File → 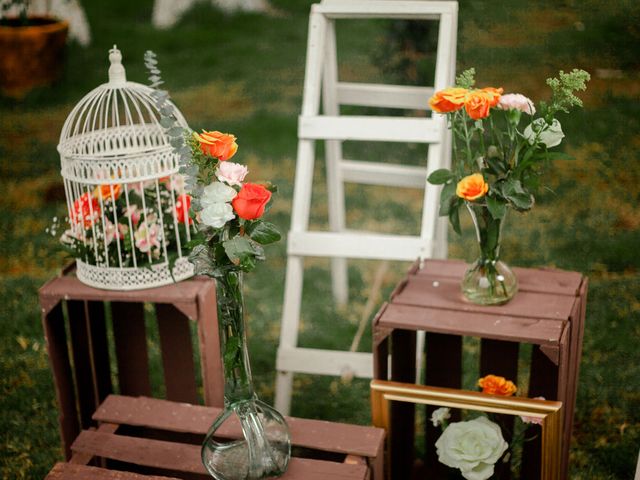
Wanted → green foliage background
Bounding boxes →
[1,0,639,478]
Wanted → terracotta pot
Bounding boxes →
[0,16,69,98]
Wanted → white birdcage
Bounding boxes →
[58,45,194,290]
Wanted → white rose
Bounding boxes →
[201,182,237,206]
[431,407,451,427]
[435,416,508,480]
[200,202,235,229]
[216,161,249,186]
[523,118,564,148]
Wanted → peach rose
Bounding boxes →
[456,173,489,201]
[193,130,238,161]
[481,87,503,107]
[93,183,122,202]
[429,87,468,113]
[478,375,517,396]
[464,90,494,120]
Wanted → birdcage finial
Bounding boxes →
[108,45,127,86]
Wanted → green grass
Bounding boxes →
[1,0,639,478]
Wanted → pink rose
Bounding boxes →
[498,93,536,115]
[216,161,249,186]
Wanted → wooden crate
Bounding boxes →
[373,259,587,480]
[39,264,224,459]
[44,395,385,480]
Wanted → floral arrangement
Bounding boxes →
[431,375,544,480]
[426,68,590,304]
[53,177,192,267]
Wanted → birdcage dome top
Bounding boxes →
[58,45,189,185]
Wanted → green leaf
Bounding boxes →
[223,336,241,365]
[223,236,254,263]
[246,221,281,245]
[188,244,218,277]
[439,182,457,216]
[427,168,455,185]
[486,157,507,176]
[486,195,506,219]
[449,201,462,235]
[506,192,534,210]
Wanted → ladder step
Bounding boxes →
[298,115,441,143]
[315,0,457,19]
[288,231,431,261]
[340,160,428,188]
[336,82,434,110]
[277,347,373,378]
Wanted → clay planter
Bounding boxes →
[0,16,68,98]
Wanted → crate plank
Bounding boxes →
[46,462,181,480]
[72,430,368,480]
[93,395,384,459]
[42,303,80,460]
[155,304,199,404]
[111,302,152,397]
[393,276,576,321]
[378,303,563,345]
[195,283,224,407]
[68,300,99,430]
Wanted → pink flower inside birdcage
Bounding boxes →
[57,46,194,290]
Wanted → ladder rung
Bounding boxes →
[299,115,441,143]
[340,160,427,188]
[336,82,434,110]
[277,347,373,378]
[288,231,430,261]
[315,0,457,19]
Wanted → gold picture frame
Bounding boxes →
[370,379,563,480]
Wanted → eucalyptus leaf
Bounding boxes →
[507,192,534,210]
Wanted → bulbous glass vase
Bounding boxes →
[201,269,291,480]
[461,202,518,305]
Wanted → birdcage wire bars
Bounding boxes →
[57,46,194,290]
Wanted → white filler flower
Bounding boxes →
[431,407,451,427]
[435,416,508,480]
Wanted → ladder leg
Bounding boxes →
[323,18,348,306]
[274,370,294,414]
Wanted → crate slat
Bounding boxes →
[378,303,564,345]
[93,395,384,458]
[46,462,181,480]
[71,430,368,480]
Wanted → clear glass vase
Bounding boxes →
[201,269,291,480]
[461,202,518,305]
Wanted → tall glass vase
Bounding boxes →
[201,269,291,480]
[461,202,518,305]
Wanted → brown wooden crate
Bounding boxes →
[46,462,181,480]
[93,395,384,459]
[72,430,369,480]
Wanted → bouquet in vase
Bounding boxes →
[427,68,590,305]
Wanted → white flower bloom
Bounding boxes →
[200,202,235,229]
[216,161,249,186]
[431,407,451,427]
[436,416,508,480]
[201,182,237,206]
[523,118,565,148]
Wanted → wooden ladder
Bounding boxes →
[275,0,458,414]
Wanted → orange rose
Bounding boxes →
[478,375,517,396]
[464,90,495,120]
[194,130,238,161]
[93,183,122,202]
[456,173,488,201]
[175,194,192,224]
[232,183,272,220]
[429,87,468,113]
[71,193,101,228]
[481,87,503,107]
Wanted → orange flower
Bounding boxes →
[478,375,517,396]
[456,173,488,201]
[175,194,192,224]
[93,183,122,202]
[71,193,101,229]
[464,90,495,120]
[429,87,468,113]
[481,87,503,107]
[193,130,238,161]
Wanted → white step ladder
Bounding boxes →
[275,0,458,414]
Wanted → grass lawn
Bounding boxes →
[1,0,639,478]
